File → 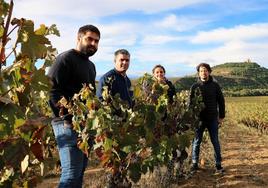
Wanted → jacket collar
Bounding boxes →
[197,75,213,84]
[113,68,128,78]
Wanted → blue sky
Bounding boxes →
[11,0,268,78]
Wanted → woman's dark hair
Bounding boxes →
[196,63,212,73]
[152,64,166,74]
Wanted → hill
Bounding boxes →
[174,61,268,96]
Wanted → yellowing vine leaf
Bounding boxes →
[17,20,51,59]
[0,96,13,104]
[21,154,29,174]
[35,24,47,35]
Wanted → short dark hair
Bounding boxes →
[78,25,100,38]
[196,63,212,73]
[114,49,130,57]
[152,64,166,74]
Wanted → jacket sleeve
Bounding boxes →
[166,80,176,103]
[216,83,225,119]
[96,76,106,101]
[189,84,196,106]
[97,73,114,100]
[48,54,72,121]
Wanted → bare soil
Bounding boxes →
[177,124,268,188]
[37,123,268,188]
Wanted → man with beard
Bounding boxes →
[48,25,100,188]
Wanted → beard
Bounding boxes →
[80,45,97,57]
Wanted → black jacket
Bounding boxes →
[190,76,225,121]
[97,69,133,107]
[166,80,176,104]
[48,49,96,121]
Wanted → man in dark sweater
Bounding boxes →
[97,49,133,107]
[190,63,225,174]
[48,25,100,188]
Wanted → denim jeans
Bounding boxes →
[191,119,222,166]
[52,119,88,188]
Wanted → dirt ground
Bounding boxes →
[37,122,268,188]
[176,123,268,188]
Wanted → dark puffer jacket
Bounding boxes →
[190,76,225,121]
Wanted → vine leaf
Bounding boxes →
[30,125,47,161]
[0,137,29,167]
[16,20,52,59]
[21,155,29,174]
[0,96,13,104]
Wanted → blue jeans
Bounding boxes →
[52,119,88,188]
[191,119,222,166]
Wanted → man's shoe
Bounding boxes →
[190,163,198,172]
[215,165,225,174]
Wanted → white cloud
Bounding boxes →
[99,22,139,46]
[215,0,268,15]
[13,0,210,20]
[91,22,140,64]
[194,41,268,67]
[113,0,209,14]
[131,38,268,76]
[191,23,268,44]
[100,23,139,37]
[135,49,191,66]
[26,21,139,55]
[142,35,185,45]
[157,14,212,31]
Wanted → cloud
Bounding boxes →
[191,23,268,44]
[13,0,210,20]
[214,0,268,15]
[141,35,185,45]
[92,22,140,64]
[33,21,140,55]
[195,41,268,67]
[110,0,209,14]
[99,22,139,46]
[131,38,268,75]
[156,14,212,32]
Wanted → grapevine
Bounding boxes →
[0,0,59,186]
[62,73,204,186]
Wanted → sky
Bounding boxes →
[10,0,268,78]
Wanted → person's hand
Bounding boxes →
[63,120,73,128]
[218,118,224,127]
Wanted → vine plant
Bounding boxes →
[62,73,203,186]
[0,0,59,187]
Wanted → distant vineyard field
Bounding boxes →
[226,96,268,134]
